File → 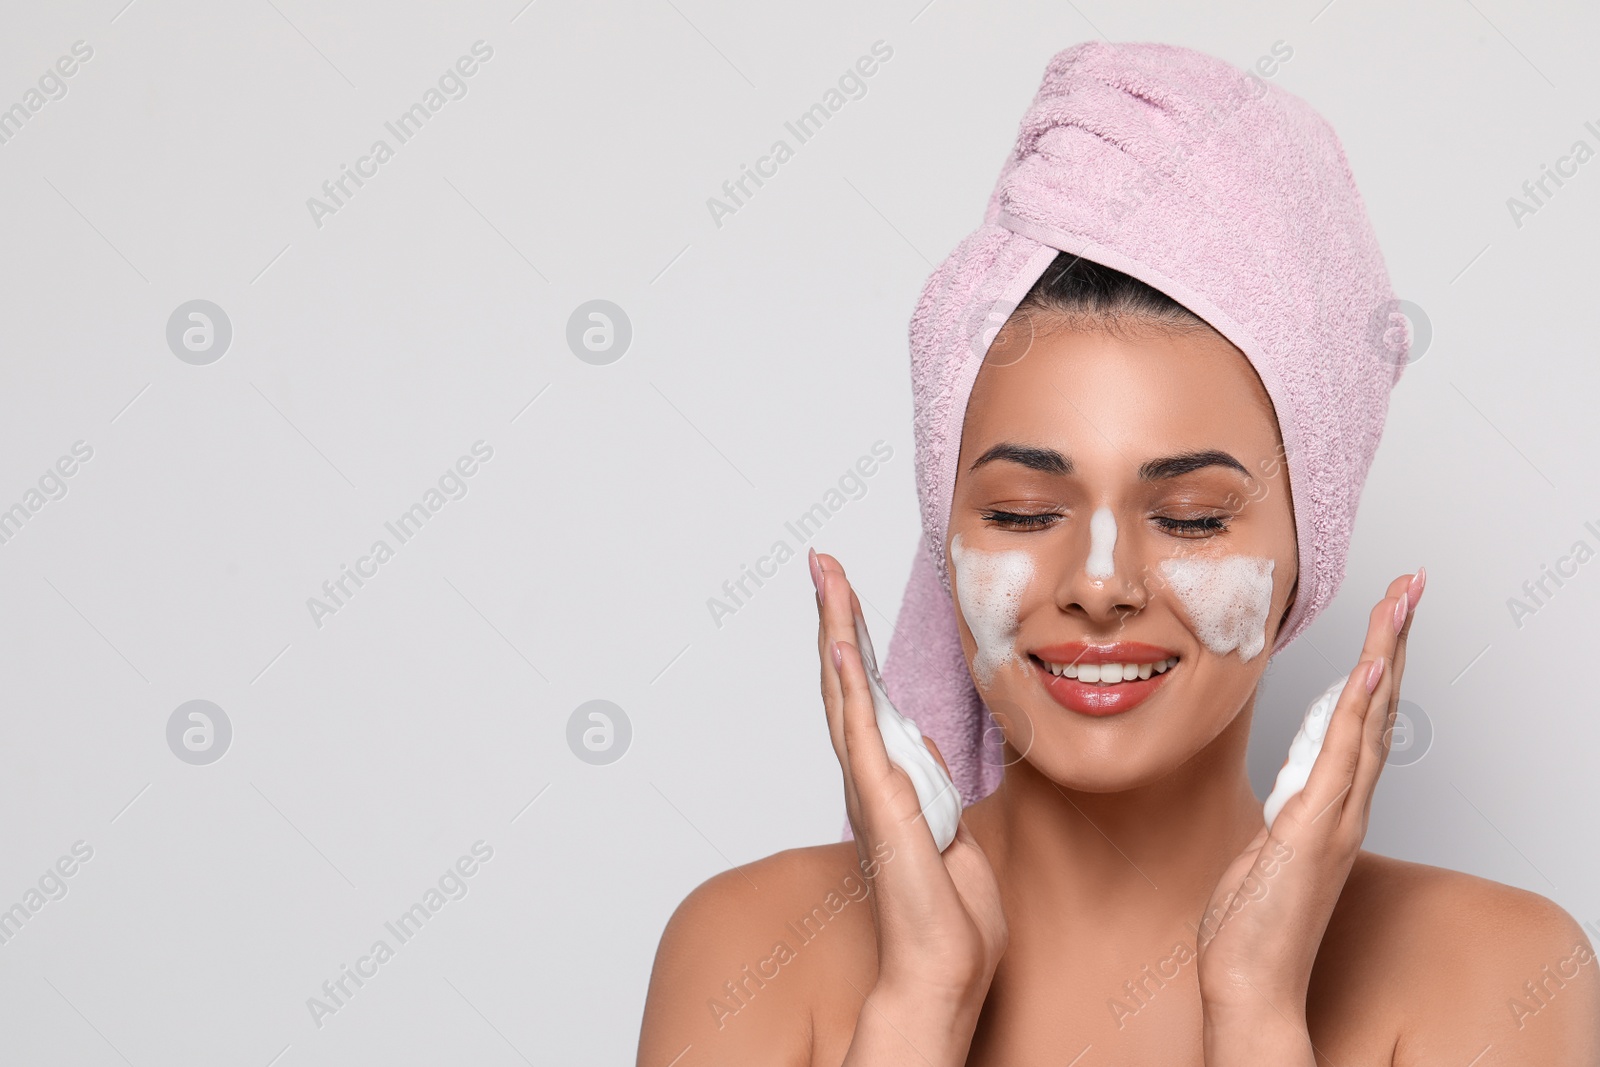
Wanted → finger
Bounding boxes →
[815,554,850,766]
[1348,572,1422,828]
[834,638,892,779]
[1198,825,1270,947]
[821,557,893,782]
[1293,583,1407,831]
[941,819,1007,950]
[813,555,872,843]
[835,637,920,846]
[1345,574,1411,812]
[924,735,953,780]
[820,556,951,858]
[949,814,980,853]
[818,555,908,844]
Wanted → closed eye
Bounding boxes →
[981,512,1231,535]
[1154,516,1229,535]
[980,510,1059,530]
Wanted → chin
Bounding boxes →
[1014,728,1196,792]
[982,671,1247,792]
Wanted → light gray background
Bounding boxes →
[0,0,1595,1063]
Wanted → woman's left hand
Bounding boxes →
[1195,567,1425,1060]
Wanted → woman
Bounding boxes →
[637,42,1598,1065]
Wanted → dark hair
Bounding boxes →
[1012,253,1213,339]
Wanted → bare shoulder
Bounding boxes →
[637,840,884,1067]
[1316,850,1600,1065]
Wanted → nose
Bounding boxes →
[1050,509,1148,629]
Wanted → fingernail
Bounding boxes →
[831,640,843,670]
[1392,592,1408,633]
[1407,565,1426,606]
[1365,656,1386,694]
[808,547,823,598]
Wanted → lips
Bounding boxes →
[1028,641,1181,717]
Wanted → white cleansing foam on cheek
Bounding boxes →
[1156,555,1276,662]
[949,532,1034,687]
[1086,507,1117,581]
[1262,672,1353,829]
[850,611,962,852]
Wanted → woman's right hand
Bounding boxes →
[811,549,1007,1058]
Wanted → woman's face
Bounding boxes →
[945,315,1299,792]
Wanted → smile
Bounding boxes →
[1028,642,1181,717]
[1035,655,1179,683]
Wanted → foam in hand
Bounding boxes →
[851,610,962,852]
[1262,671,1354,829]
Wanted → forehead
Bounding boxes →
[959,322,1282,467]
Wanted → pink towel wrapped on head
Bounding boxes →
[846,41,1408,827]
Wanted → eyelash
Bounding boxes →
[980,510,1058,529]
[979,510,1231,535]
[1156,515,1230,534]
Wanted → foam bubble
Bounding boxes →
[1157,555,1275,661]
[1086,506,1117,581]
[950,532,1034,686]
[1262,671,1353,829]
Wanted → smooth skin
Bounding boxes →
[636,318,1599,1066]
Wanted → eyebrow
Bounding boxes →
[967,442,1250,481]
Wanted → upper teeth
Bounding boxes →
[1041,657,1179,683]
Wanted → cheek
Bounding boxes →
[950,534,1035,686]
[1155,554,1276,662]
